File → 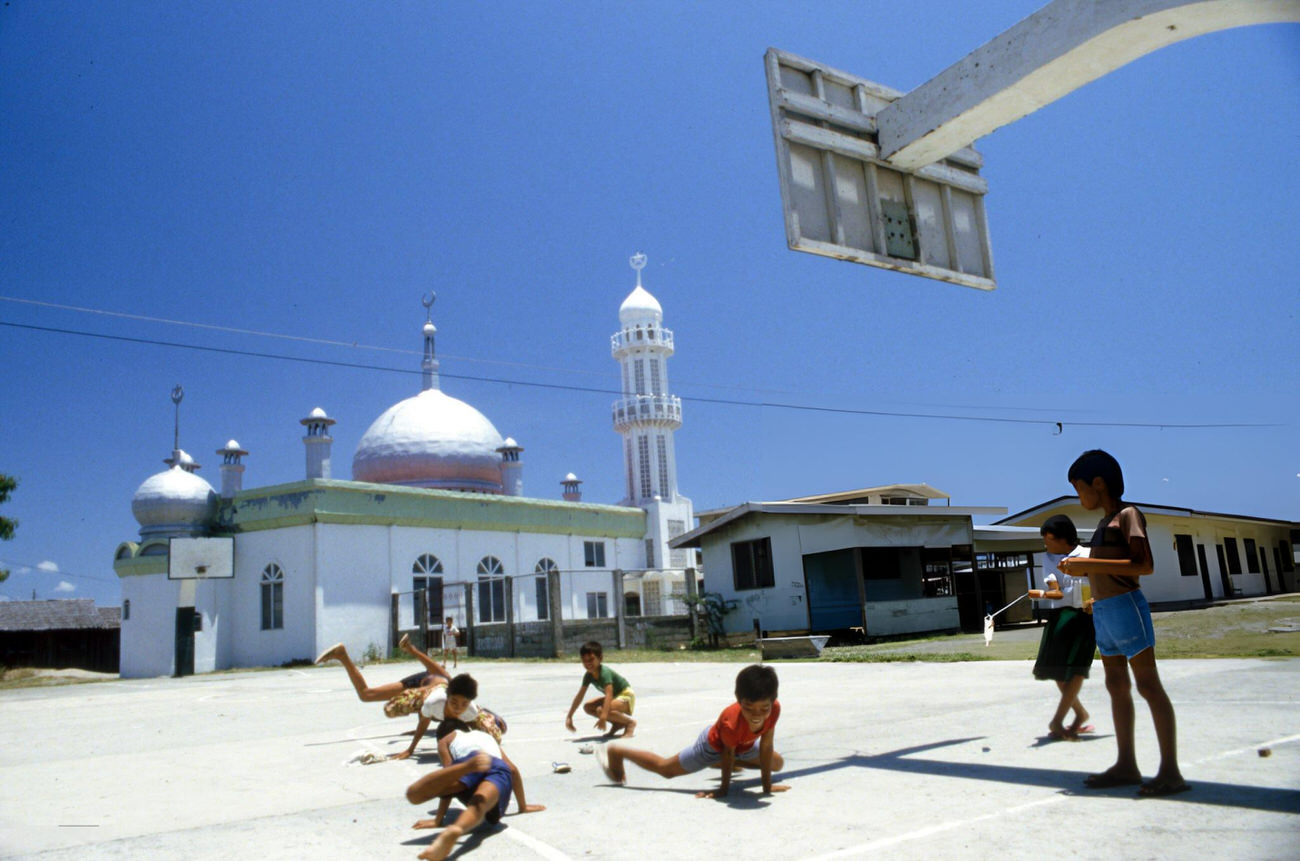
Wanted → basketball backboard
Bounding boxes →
[765,48,996,291]
[168,536,235,580]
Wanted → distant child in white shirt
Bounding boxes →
[1029,514,1096,740]
[441,616,460,668]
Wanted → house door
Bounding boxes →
[174,607,196,677]
[802,549,862,631]
[1215,545,1232,598]
[1196,544,1213,601]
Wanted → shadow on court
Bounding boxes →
[840,737,1300,815]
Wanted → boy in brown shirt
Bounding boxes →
[1059,449,1188,797]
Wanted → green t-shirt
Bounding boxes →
[582,664,630,696]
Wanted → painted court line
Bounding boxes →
[803,795,1065,861]
[801,732,1300,861]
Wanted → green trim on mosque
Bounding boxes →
[114,555,168,577]
[213,479,646,538]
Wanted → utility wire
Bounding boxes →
[0,320,1279,430]
[0,557,116,583]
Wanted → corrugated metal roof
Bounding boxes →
[0,599,121,632]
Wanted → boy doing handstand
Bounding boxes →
[599,664,788,799]
[1058,449,1188,796]
[1028,514,1095,740]
[564,641,636,738]
[405,674,543,861]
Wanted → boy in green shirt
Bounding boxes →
[564,640,636,738]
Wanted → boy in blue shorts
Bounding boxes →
[598,664,788,799]
[405,674,543,860]
[1058,450,1188,797]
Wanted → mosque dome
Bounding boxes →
[618,284,663,324]
[131,465,218,538]
[352,388,506,492]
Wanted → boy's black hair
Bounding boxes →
[1068,449,1125,499]
[446,673,478,700]
[735,664,779,702]
[579,641,603,659]
[1040,514,1079,545]
[434,717,473,741]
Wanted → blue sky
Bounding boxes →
[2,1,1297,606]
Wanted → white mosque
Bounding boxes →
[113,256,694,677]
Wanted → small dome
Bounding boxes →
[423,321,436,336]
[352,389,506,492]
[500,436,519,448]
[224,439,241,451]
[309,407,328,419]
[618,285,663,324]
[131,466,218,538]
[564,472,579,482]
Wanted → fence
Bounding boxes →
[391,567,699,658]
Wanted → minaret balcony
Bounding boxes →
[612,395,682,430]
[611,325,674,358]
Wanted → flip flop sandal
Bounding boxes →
[1138,779,1191,798]
[1083,772,1142,789]
[552,762,571,774]
[1074,724,1096,734]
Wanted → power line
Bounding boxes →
[0,320,1280,431]
[0,557,116,583]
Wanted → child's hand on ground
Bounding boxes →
[694,789,727,799]
[764,784,791,794]
[389,750,413,761]
[518,804,546,814]
[412,817,443,830]
[564,717,576,732]
[594,719,607,731]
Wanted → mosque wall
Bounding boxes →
[316,524,393,660]
[119,574,178,678]
[228,526,317,668]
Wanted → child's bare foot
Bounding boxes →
[419,824,463,860]
[1083,766,1143,789]
[597,744,625,784]
[398,633,412,652]
[620,719,636,739]
[314,643,344,664]
[1047,721,1075,741]
[1067,711,1092,735]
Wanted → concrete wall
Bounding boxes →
[864,597,959,636]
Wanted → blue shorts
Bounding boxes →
[451,755,512,823]
[1092,590,1156,659]
[676,726,761,774]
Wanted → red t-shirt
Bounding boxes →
[707,700,781,751]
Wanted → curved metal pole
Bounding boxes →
[879,0,1300,170]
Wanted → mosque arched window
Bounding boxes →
[260,563,284,630]
[412,554,444,625]
[533,558,558,621]
[476,556,506,624]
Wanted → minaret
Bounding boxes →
[217,440,248,499]
[561,473,583,502]
[611,253,692,570]
[497,437,524,497]
[300,407,336,479]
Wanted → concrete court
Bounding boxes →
[1,657,1297,860]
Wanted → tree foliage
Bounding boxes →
[0,473,16,581]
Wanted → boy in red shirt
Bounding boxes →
[598,664,788,799]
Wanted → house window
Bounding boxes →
[412,554,444,625]
[122,599,130,621]
[586,591,609,618]
[260,563,284,630]
[1223,537,1243,575]
[1243,539,1260,574]
[534,558,557,621]
[1174,534,1198,577]
[476,556,506,623]
[584,541,606,568]
[732,537,775,590]
[646,538,656,569]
